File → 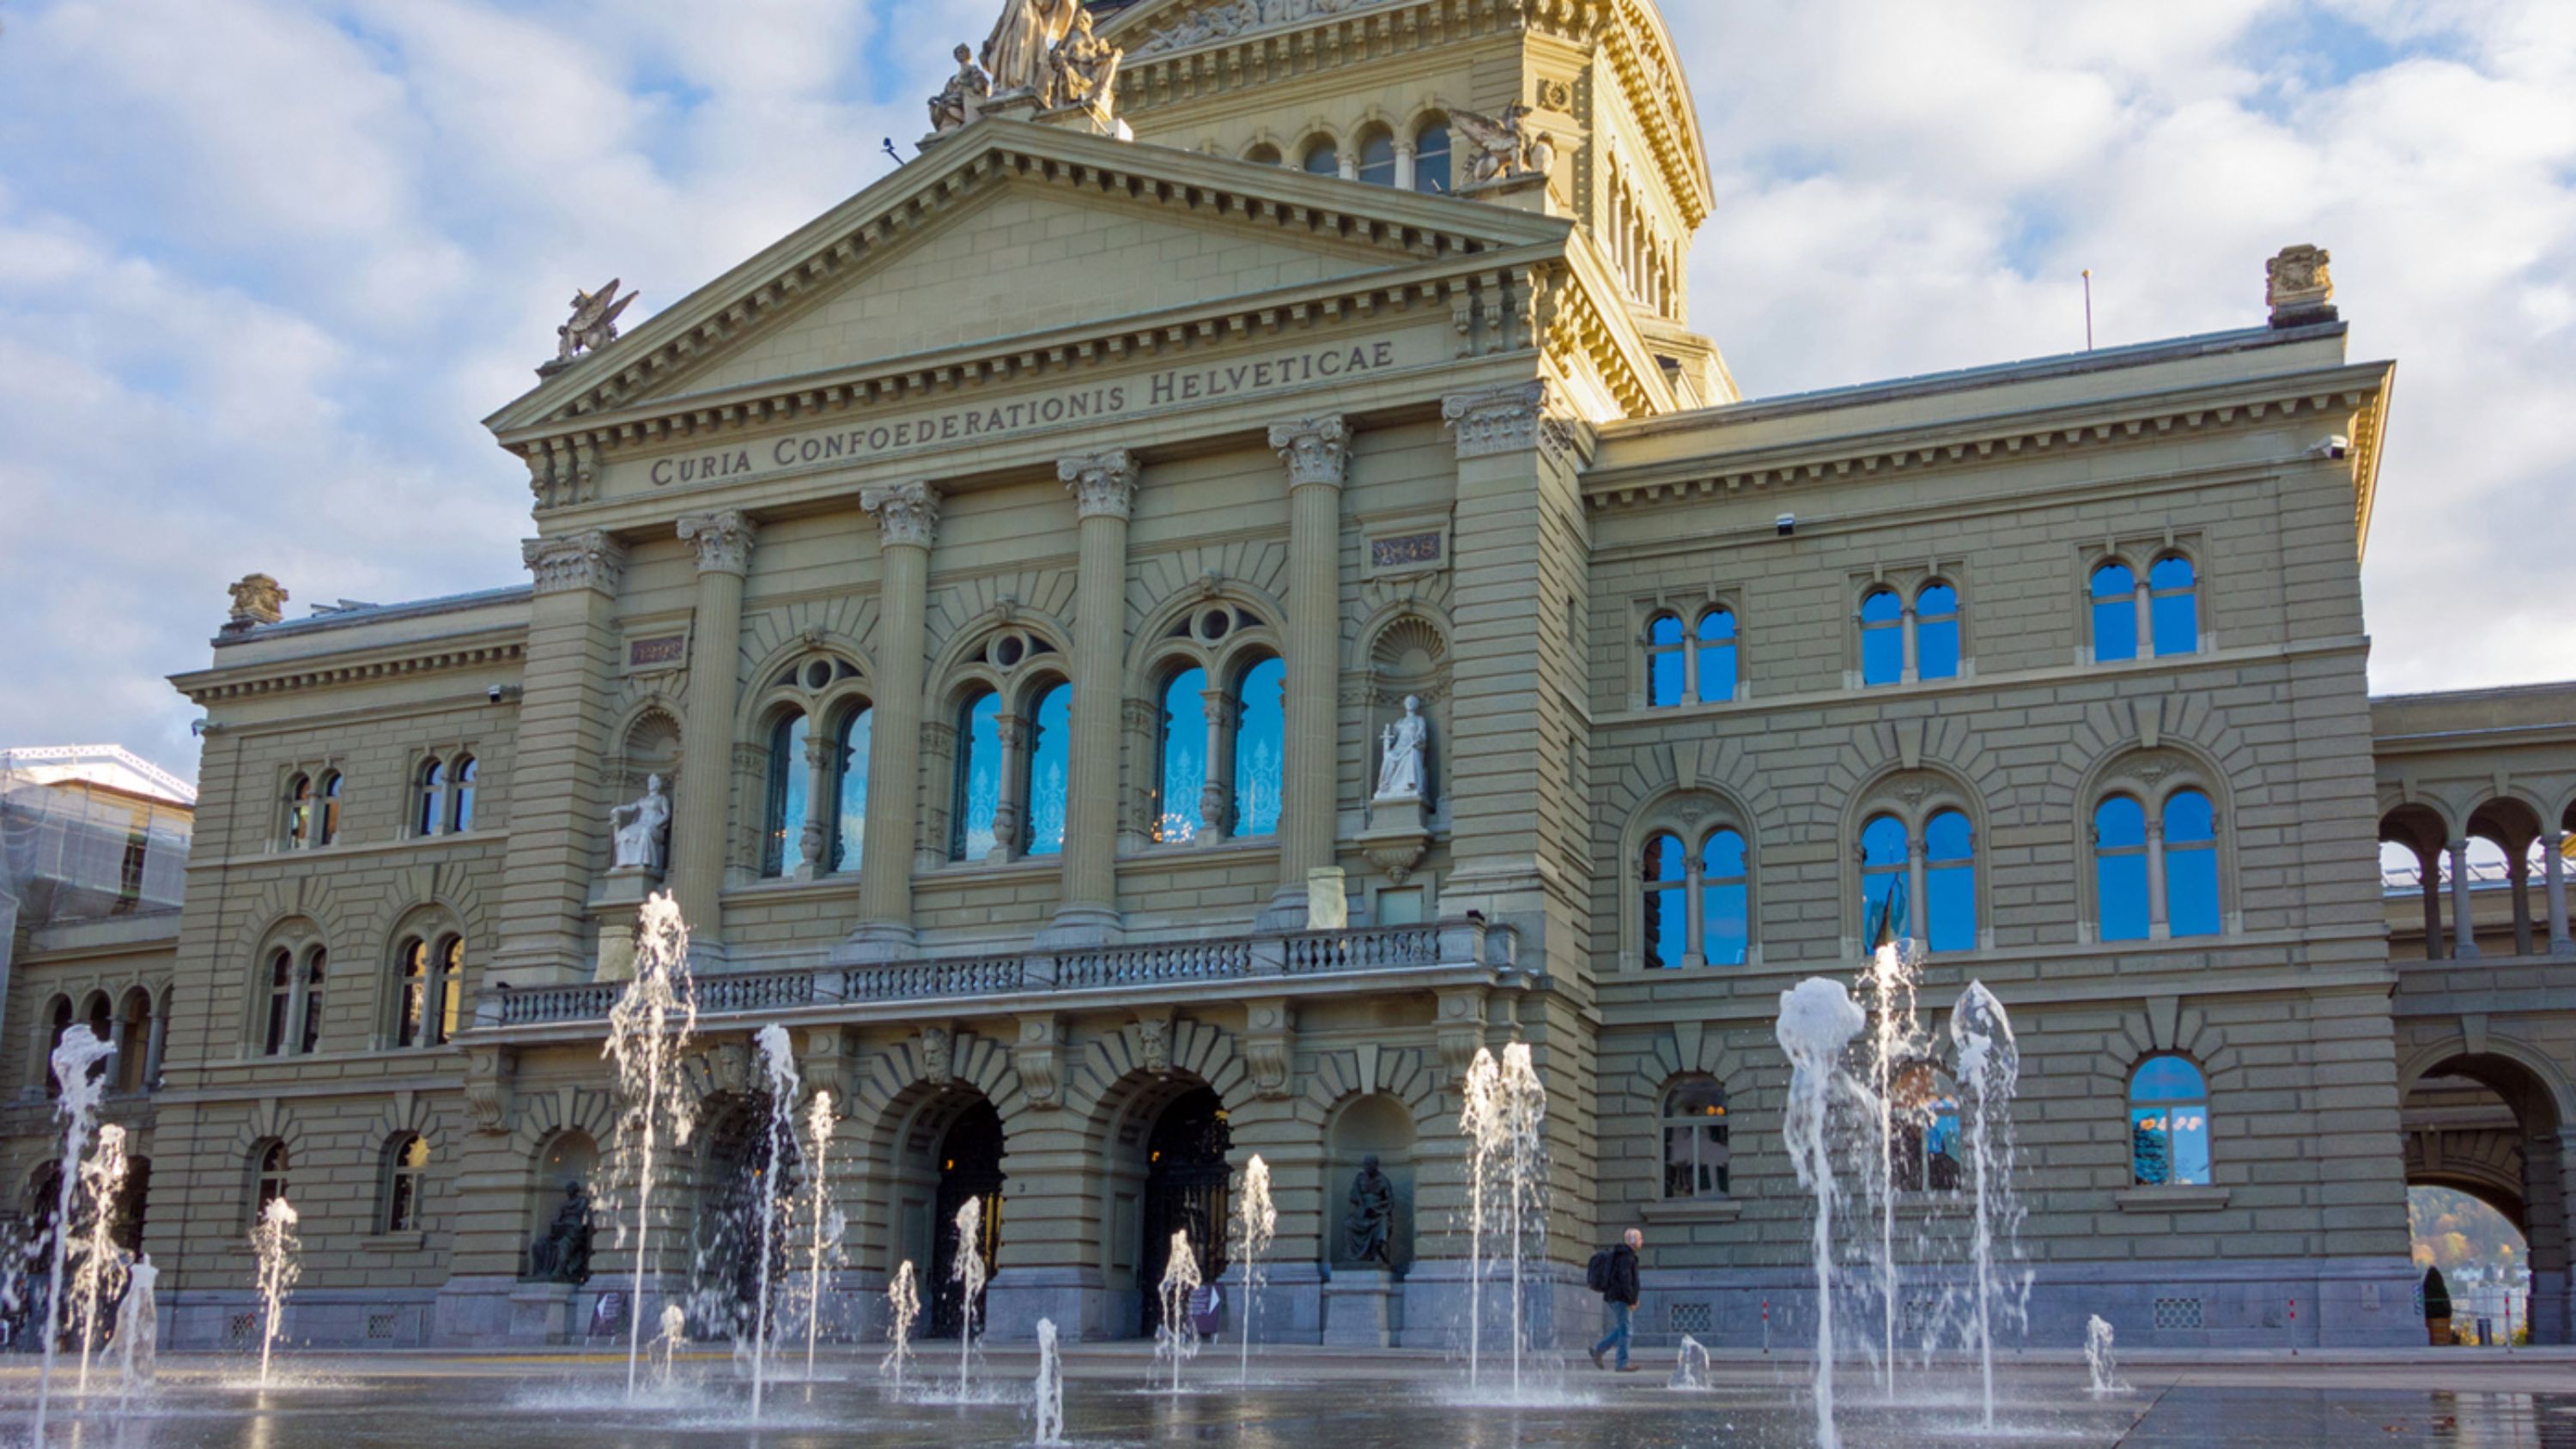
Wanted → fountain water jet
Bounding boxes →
[1777,977,1866,1449]
[1859,940,1925,1397]
[1457,1050,1503,1386]
[1498,1043,1546,1398]
[651,1303,688,1391]
[1951,981,2023,1432]
[882,1260,920,1389]
[32,1030,116,1443]
[1236,1155,1276,1384]
[1155,1229,1202,1396]
[115,1254,158,1412]
[2085,1315,2126,1397]
[1456,1043,1548,1398]
[605,894,700,1399]
[1032,1319,1066,1445]
[747,1024,801,1420]
[1668,1334,1710,1391]
[951,1197,988,1394]
[801,1088,841,1380]
[252,1197,301,1388]
[72,1121,131,1397]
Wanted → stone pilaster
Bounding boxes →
[1049,450,1138,943]
[671,510,756,958]
[1262,415,1350,929]
[2545,829,2571,954]
[492,530,629,985]
[843,482,939,962]
[2448,839,2482,959]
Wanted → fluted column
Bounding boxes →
[1051,451,1139,943]
[671,510,757,957]
[495,530,629,984]
[2546,829,2572,954]
[1265,416,1351,929]
[2449,839,2482,959]
[844,482,939,962]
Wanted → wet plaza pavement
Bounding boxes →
[2,1348,2573,1447]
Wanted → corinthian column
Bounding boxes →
[842,482,939,962]
[671,510,756,958]
[1050,450,1139,943]
[1263,416,1351,930]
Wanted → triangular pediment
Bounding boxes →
[487,118,1567,440]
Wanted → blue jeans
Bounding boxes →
[1591,1300,1632,1368]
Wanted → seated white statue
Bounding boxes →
[611,774,671,876]
[1375,696,1429,801]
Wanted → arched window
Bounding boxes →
[1892,1064,1962,1192]
[1154,667,1208,845]
[1923,809,1977,950]
[382,1134,430,1233]
[1697,608,1738,703]
[1661,1079,1730,1198]
[1859,589,1905,687]
[450,756,477,833]
[1413,120,1452,193]
[397,939,429,1047]
[2164,790,2221,937]
[2129,1056,2211,1186]
[435,937,465,1046]
[952,690,1003,860]
[264,949,296,1057]
[2094,796,2151,943]
[43,997,72,1097]
[1357,127,1397,185]
[315,772,342,846]
[1701,828,1751,966]
[1245,142,1282,166]
[116,990,152,1093]
[1640,834,1686,969]
[2091,561,2139,663]
[829,706,872,874]
[417,759,447,837]
[1024,682,1072,857]
[284,774,313,848]
[1859,815,1910,942]
[1916,583,1961,681]
[299,948,327,1054]
[1644,612,1685,707]
[1302,137,1340,176]
[2149,555,2200,657]
[763,711,811,878]
[253,1141,291,1218]
[1232,657,1286,838]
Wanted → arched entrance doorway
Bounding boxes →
[690,1093,802,1342]
[1139,1087,1231,1336]
[930,1100,1005,1338]
[2403,1051,2568,1344]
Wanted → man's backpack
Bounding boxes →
[1585,1246,1613,1294]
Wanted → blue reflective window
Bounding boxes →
[763,713,809,877]
[1917,584,1961,681]
[1860,590,1905,687]
[1642,834,1686,969]
[2150,556,2199,657]
[1024,683,1072,858]
[1697,609,1737,704]
[1702,828,1749,967]
[1303,139,1340,175]
[1646,612,1685,707]
[952,691,1002,860]
[416,761,444,837]
[1860,815,1910,941]
[2095,796,2149,943]
[1233,658,1286,838]
[1413,123,1453,193]
[2130,1055,2212,1187]
[832,707,871,873]
[1156,668,1207,844]
[2164,790,2221,937]
[1924,809,1976,951]
[2092,562,2139,663]
[1358,130,1397,186]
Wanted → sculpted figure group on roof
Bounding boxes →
[933,0,1125,133]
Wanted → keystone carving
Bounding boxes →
[1135,1013,1173,1076]
[1242,998,1294,1100]
[920,1024,955,1087]
[463,1046,517,1135]
[1016,1014,1066,1111]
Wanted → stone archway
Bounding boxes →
[686,1091,802,1343]
[2402,1051,2569,1343]
[1137,1086,1232,1337]
[926,1098,1006,1339]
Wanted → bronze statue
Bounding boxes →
[527,1179,595,1283]
[1342,1154,1394,1265]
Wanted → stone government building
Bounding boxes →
[10,0,2575,1355]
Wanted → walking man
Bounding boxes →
[1589,1227,1643,1372]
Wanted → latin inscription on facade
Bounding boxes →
[642,339,1406,491]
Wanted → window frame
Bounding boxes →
[449,755,477,834]
[2128,1054,2214,1189]
[252,1140,291,1223]
[1626,797,1759,971]
[382,1133,430,1234]
[1411,118,1453,193]
[1659,1077,1733,1201]
[2080,762,2233,944]
[1849,785,1986,955]
[746,652,873,881]
[1637,596,1743,708]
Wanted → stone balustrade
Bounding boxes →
[477,919,1514,1030]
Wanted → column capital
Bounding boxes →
[1267,415,1352,488]
[520,530,628,597]
[1443,379,1569,462]
[1058,450,1141,519]
[677,509,758,575]
[860,480,943,549]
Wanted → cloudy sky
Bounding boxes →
[2,0,2570,783]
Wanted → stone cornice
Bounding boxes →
[172,629,528,706]
[1580,363,2396,518]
